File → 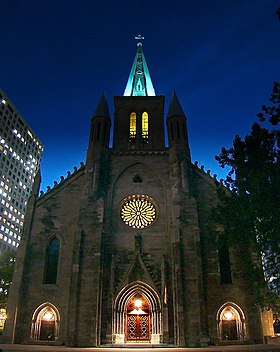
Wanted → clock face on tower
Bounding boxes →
[120,194,157,229]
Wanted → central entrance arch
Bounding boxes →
[113,281,161,344]
[126,293,150,341]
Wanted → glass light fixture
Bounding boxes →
[134,299,142,308]
[43,311,54,321]
[223,310,234,320]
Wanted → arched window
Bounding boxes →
[129,112,136,142]
[218,245,232,284]
[44,238,60,284]
[31,303,60,341]
[142,112,148,141]
[217,303,246,341]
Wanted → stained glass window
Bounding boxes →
[120,194,156,229]
[130,112,136,141]
[142,112,148,141]
[44,237,60,284]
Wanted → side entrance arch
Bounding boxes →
[217,302,246,341]
[30,302,60,341]
[113,281,161,344]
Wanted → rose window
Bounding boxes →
[120,194,157,229]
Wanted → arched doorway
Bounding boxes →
[30,303,60,341]
[113,281,161,344]
[126,293,150,341]
[217,302,246,341]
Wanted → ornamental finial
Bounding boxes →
[135,34,144,46]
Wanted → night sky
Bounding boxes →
[1,0,279,191]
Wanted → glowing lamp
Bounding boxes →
[224,310,234,320]
[43,311,54,321]
[134,299,142,308]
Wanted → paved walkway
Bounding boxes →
[0,344,280,352]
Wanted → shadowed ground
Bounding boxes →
[0,344,280,352]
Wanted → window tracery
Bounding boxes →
[142,112,148,141]
[129,112,136,142]
[120,194,156,229]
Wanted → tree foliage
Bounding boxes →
[257,82,280,125]
[0,251,16,309]
[213,82,280,308]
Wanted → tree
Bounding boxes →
[257,82,280,125]
[213,82,280,308]
[0,251,16,309]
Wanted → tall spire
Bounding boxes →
[124,35,156,96]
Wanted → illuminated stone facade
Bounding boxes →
[0,90,43,254]
[3,44,268,347]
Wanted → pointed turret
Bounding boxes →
[92,93,110,120]
[124,36,156,96]
[167,91,186,119]
[86,93,111,166]
[167,92,190,158]
[89,93,111,147]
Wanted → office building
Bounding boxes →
[0,90,43,253]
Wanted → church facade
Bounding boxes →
[4,41,270,347]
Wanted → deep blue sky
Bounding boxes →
[1,0,279,191]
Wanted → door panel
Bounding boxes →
[39,321,55,341]
[222,320,238,340]
[127,314,150,341]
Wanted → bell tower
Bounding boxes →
[113,37,165,151]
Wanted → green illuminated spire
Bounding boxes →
[124,35,156,96]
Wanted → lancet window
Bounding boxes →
[218,245,232,284]
[129,112,136,142]
[44,237,60,284]
[142,112,148,141]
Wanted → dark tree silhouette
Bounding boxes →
[213,83,280,309]
[257,82,280,125]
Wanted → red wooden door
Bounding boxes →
[127,314,150,341]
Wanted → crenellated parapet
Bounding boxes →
[192,160,225,187]
[38,162,85,199]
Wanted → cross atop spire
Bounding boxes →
[135,34,144,46]
[124,36,156,96]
